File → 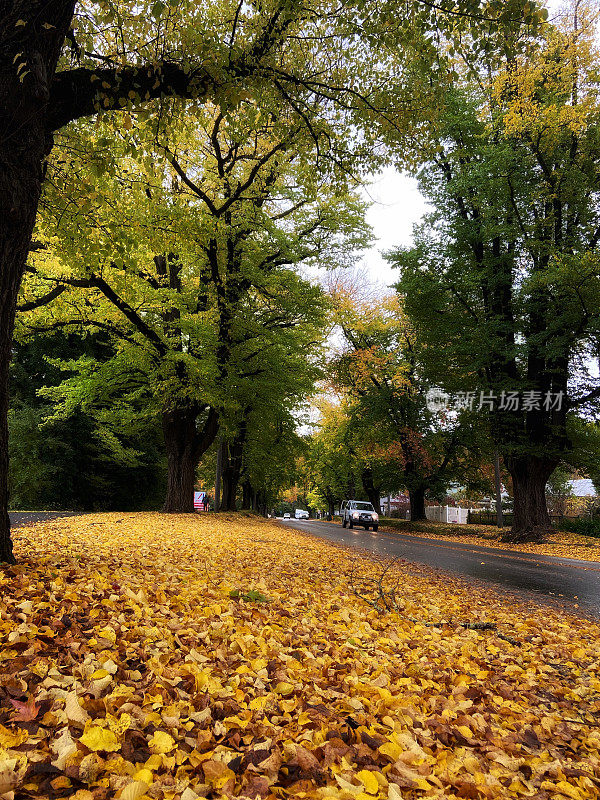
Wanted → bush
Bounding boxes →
[558,516,600,538]
[468,510,514,526]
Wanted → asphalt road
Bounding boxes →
[280,518,600,618]
[9,511,83,527]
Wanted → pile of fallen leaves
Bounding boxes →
[1,513,599,800]
[374,519,600,563]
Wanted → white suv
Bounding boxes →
[294,509,309,519]
[340,500,379,531]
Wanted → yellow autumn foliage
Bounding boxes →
[0,512,598,799]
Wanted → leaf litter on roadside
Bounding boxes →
[374,520,600,564]
[0,513,599,799]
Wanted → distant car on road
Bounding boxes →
[294,509,309,519]
[283,512,291,519]
[341,500,379,531]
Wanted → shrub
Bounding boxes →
[558,516,600,538]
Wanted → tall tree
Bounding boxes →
[9,332,166,510]
[19,103,338,512]
[330,292,477,519]
[393,6,600,540]
[305,401,362,518]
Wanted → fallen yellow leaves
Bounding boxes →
[149,731,176,754]
[79,725,120,752]
[0,512,599,800]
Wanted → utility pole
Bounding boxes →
[494,451,504,528]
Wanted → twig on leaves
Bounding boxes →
[348,557,520,646]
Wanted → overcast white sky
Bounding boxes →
[357,1,572,292]
[359,168,428,290]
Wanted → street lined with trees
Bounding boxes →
[1,0,594,559]
[5,3,600,798]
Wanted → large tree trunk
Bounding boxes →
[220,459,240,511]
[256,490,268,518]
[409,487,426,521]
[0,246,25,563]
[361,467,381,514]
[241,480,253,511]
[503,455,556,543]
[0,210,36,563]
[0,97,46,565]
[221,463,242,510]
[162,408,199,513]
[0,1,77,562]
[220,424,247,512]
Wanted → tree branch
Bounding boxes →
[48,62,215,131]
[17,284,66,312]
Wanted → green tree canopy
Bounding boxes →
[392,7,600,540]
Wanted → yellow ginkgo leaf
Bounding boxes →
[379,741,402,761]
[148,731,175,754]
[96,627,116,644]
[0,726,28,748]
[553,781,585,800]
[357,770,380,796]
[79,726,120,752]
[132,768,153,785]
[64,692,90,725]
[387,785,404,800]
[107,713,131,736]
[273,682,294,695]
[121,781,149,800]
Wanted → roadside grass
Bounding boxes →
[1,513,599,799]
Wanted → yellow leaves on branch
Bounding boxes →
[495,60,594,138]
[493,23,600,139]
[0,512,599,799]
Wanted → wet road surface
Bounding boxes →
[280,518,600,618]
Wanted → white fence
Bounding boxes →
[425,505,470,525]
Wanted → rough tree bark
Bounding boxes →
[162,407,219,512]
[409,487,426,521]
[162,408,199,513]
[0,2,209,558]
[0,0,77,562]
[361,467,381,514]
[503,455,557,543]
[220,425,247,511]
[241,480,254,511]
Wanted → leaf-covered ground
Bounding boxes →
[1,513,599,800]
[369,519,600,563]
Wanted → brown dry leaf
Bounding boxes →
[64,691,90,725]
[9,697,40,722]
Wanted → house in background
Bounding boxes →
[379,494,410,517]
[569,478,597,497]
[548,477,599,518]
